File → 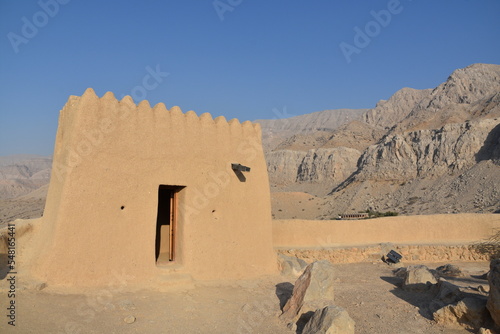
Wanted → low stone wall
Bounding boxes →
[273,214,500,248]
[277,244,491,264]
[273,214,500,263]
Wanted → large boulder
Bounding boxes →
[435,280,464,305]
[436,264,463,278]
[302,305,355,334]
[424,279,466,315]
[487,259,500,326]
[433,297,489,329]
[280,260,336,321]
[402,265,438,291]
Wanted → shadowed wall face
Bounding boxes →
[155,185,185,265]
[156,186,172,263]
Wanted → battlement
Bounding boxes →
[62,88,261,135]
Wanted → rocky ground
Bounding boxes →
[0,261,492,334]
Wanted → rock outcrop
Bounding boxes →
[434,280,464,305]
[296,148,362,184]
[436,264,463,278]
[353,118,500,182]
[395,63,500,132]
[433,297,489,329]
[302,305,355,334]
[281,260,336,321]
[266,147,361,186]
[402,265,438,291]
[487,259,500,327]
[363,87,432,129]
[266,150,307,186]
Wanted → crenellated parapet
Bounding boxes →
[61,88,261,137]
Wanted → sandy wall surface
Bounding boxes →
[17,89,277,287]
[273,214,500,248]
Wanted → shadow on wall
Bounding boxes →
[476,123,500,163]
[233,169,246,182]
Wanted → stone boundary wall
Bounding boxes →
[273,214,500,263]
[277,244,490,264]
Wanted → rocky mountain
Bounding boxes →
[267,147,361,188]
[362,87,433,129]
[393,63,500,133]
[0,184,48,226]
[0,155,52,199]
[256,108,367,151]
[261,63,500,218]
[350,118,499,182]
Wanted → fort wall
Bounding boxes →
[22,89,277,287]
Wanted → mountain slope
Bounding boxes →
[393,63,500,132]
[362,87,432,129]
[256,108,367,150]
[262,63,500,218]
[0,155,52,199]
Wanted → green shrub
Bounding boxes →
[364,209,399,218]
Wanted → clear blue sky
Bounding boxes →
[1,0,499,156]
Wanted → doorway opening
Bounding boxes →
[155,185,183,265]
